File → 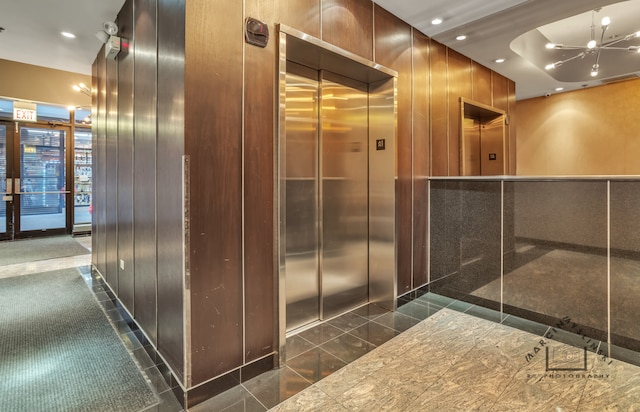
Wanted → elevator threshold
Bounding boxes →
[285,301,372,338]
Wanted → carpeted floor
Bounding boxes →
[0,268,159,411]
[0,236,90,266]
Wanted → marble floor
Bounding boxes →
[190,292,640,411]
[6,235,640,411]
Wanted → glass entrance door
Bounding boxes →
[0,122,13,240]
[15,125,70,236]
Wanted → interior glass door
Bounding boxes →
[73,127,92,230]
[16,125,69,235]
[0,122,11,239]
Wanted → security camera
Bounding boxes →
[544,92,551,97]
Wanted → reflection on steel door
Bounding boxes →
[284,64,369,331]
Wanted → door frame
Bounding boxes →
[0,121,15,240]
[276,25,398,365]
[13,122,73,238]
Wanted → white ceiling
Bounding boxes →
[1,0,639,100]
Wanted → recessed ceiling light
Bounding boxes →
[431,18,443,25]
[456,35,467,41]
[61,31,76,39]
[555,87,564,91]
[494,58,506,63]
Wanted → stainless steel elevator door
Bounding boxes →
[320,72,369,320]
[284,65,369,331]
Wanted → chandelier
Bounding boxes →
[544,9,640,78]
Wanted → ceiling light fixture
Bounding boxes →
[456,35,467,41]
[494,58,506,63]
[431,17,443,25]
[61,31,76,39]
[555,87,564,91]
[544,9,640,78]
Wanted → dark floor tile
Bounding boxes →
[190,385,265,412]
[242,366,312,409]
[298,323,344,346]
[111,319,133,335]
[397,301,443,321]
[599,343,640,367]
[156,388,184,412]
[327,312,369,333]
[445,299,474,313]
[465,304,504,323]
[320,333,375,363]
[414,292,456,308]
[544,327,601,353]
[351,303,390,321]
[98,298,117,312]
[285,347,346,384]
[502,314,550,337]
[133,346,158,371]
[144,364,171,394]
[372,311,420,333]
[285,335,315,360]
[349,321,399,347]
[93,290,111,302]
[121,330,144,351]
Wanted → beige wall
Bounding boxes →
[0,59,91,108]
[516,78,640,175]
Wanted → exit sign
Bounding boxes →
[13,106,37,122]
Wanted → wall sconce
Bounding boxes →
[72,83,92,97]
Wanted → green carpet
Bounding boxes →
[0,236,90,266]
[0,268,159,411]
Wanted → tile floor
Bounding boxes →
[5,235,640,411]
[194,292,640,411]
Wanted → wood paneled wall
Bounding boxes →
[93,0,517,399]
[117,0,135,311]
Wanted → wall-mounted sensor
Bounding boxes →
[245,18,269,48]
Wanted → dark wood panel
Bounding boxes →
[447,49,471,176]
[322,0,372,60]
[134,0,158,345]
[508,79,517,175]
[117,0,135,312]
[105,41,119,293]
[91,58,98,267]
[430,40,448,176]
[157,0,185,383]
[412,30,429,288]
[185,0,244,384]
[373,5,412,294]
[472,62,492,106]
[492,71,509,111]
[244,0,277,363]
[94,50,107,275]
[278,0,320,38]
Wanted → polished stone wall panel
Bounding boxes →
[610,181,640,350]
